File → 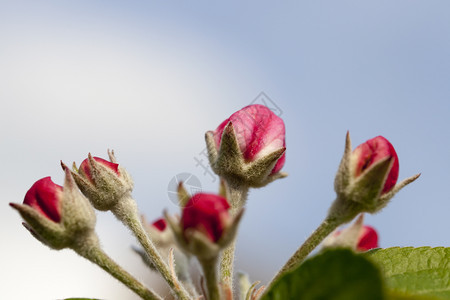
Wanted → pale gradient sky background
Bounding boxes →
[1,1,449,299]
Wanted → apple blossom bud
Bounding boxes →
[168,193,237,300]
[23,177,63,223]
[182,193,231,243]
[322,215,379,252]
[205,104,287,188]
[331,132,420,221]
[357,225,379,251]
[79,156,120,182]
[152,218,167,232]
[165,188,244,260]
[352,136,399,194]
[64,150,133,211]
[141,216,174,248]
[10,169,97,250]
[213,104,286,174]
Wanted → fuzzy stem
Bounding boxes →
[199,257,220,300]
[174,253,199,298]
[112,196,192,300]
[220,181,249,292]
[74,235,162,300]
[268,216,342,286]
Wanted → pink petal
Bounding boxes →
[23,177,62,223]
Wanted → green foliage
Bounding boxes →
[387,291,442,300]
[368,247,450,299]
[261,248,385,300]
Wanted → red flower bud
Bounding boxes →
[323,215,378,252]
[152,218,167,232]
[213,104,286,174]
[67,151,133,211]
[11,169,98,250]
[332,132,419,220]
[357,225,379,251]
[79,157,120,182]
[23,177,62,223]
[181,193,230,243]
[353,136,399,194]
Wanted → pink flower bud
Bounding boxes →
[213,104,286,174]
[332,132,419,220]
[79,157,120,182]
[181,193,231,243]
[140,216,175,249]
[152,218,167,232]
[357,225,379,251]
[23,177,62,223]
[67,151,133,211]
[352,136,399,194]
[10,170,97,250]
[322,215,379,252]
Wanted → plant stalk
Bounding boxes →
[74,235,162,300]
[268,216,342,286]
[113,196,192,300]
[199,257,220,300]
[220,181,249,292]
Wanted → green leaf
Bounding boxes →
[387,291,443,300]
[367,247,450,299]
[261,248,385,300]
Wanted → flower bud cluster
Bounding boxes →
[11,150,135,252]
[9,103,422,300]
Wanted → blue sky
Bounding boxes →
[1,1,449,299]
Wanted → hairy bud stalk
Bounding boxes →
[165,188,244,300]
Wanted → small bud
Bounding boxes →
[182,193,231,243]
[64,150,133,211]
[331,132,420,221]
[356,225,379,251]
[23,176,63,223]
[142,216,174,248]
[152,218,167,232]
[10,169,97,250]
[205,104,287,188]
[165,189,244,260]
[352,136,399,194]
[322,214,379,252]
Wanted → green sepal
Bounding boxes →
[334,131,352,195]
[347,156,393,211]
[177,182,191,207]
